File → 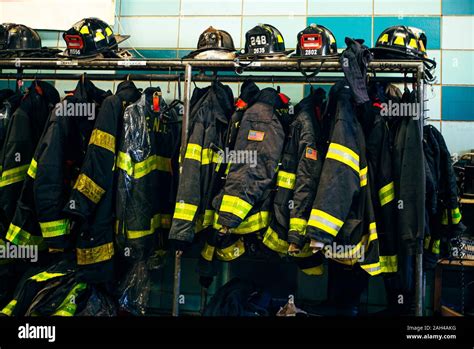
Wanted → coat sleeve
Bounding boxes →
[216,106,285,228]
[64,97,120,220]
[168,111,205,243]
[306,116,361,245]
[288,114,323,245]
[33,108,70,249]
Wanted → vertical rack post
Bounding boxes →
[414,62,425,316]
[172,63,193,317]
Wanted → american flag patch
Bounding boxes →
[248,130,265,141]
[305,147,317,160]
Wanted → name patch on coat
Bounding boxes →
[248,130,265,141]
[305,147,317,160]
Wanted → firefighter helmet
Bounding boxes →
[371,25,428,59]
[62,17,130,58]
[294,23,338,58]
[184,26,236,59]
[0,23,60,57]
[239,24,292,58]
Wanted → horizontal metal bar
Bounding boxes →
[0,58,424,72]
[0,72,416,84]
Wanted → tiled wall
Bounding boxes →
[25,0,473,156]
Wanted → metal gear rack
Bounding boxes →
[0,58,427,317]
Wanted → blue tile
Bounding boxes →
[442,86,474,121]
[119,17,179,48]
[38,30,59,48]
[120,0,180,16]
[373,17,441,49]
[307,17,372,49]
[443,0,474,15]
[134,49,178,59]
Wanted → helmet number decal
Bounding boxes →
[250,35,267,46]
[64,35,84,55]
[301,34,322,56]
[249,34,269,54]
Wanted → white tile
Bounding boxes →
[441,121,474,155]
[179,17,242,49]
[427,50,441,84]
[374,0,440,15]
[309,0,372,15]
[243,0,306,16]
[181,0,242,15]
[242,16,306,49]
[442,51,474,85]
[426,119,441,130]
[120,17,179,48]
[442,17,474,50]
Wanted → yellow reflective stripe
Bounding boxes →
[451,207,462,224]
[289,218,307,234]
[126,213,162,239]
[360,166,368,187]
[214,211,270,234]
[326,143,359,173]
[379,181,395,206]
[379,255,398,273]
[219,195,252,220]
[201,243,215,262]
[276,170,296,190]
[290,243,314,258]
[441,209,448,225]
[80,25,89,34]
[216,238,245,261]
[308,209,343,237]
[74,173,105,204]
[6,223,41,246]
[432,239,440,254]
[134,155,171,178]
[0,299,17,316]
[173,202,198,222]
[89,129,115,153]
[117,151,133,176]
[369,222,378,244]
[0,164,29,187]
[52,282,87,317]
[30,271,65,282]
[424,235,431,250]
[196,210,215,233]
[116,152,172,178]
[201,148,221,165]
[301,265,324,276]
[76,242,114,265]
[184,143,202,162]
[27,158,37,178]
[95,31,105,41]
[40,219,70,238]
[263,226,289,254]
[360,262,382,276]
[225,162,231,175]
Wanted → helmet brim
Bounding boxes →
[115,34,130,44]
[183,47,236,59]
[237,49,294,59]
[290,52,341,59]
[370,46,423,60]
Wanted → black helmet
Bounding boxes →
[0,23,60,58]
[371,25,428,59]
[62,17,130,58]
[294,23,338,58]
[184,26,236,59]
[240,24,292,58]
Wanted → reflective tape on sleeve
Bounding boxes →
[289,218,307,234]
[40,219,70,238]
[276,170,296,190]
[74,173,105,204]
[308,209,343,237]
[451,207,462,224]
[89,129,116,153]
[219,195,252,220]
[30,271,66,282]
[134,155,171,178]
[379,255,398,273]
[0,299,17,316]
[117,151,133,176]
[379,181,395,206]
[262,226,289,254]
[184,143,202,162]
[326,143,360,173]
[52,282,87,317]
[360,166,368,187]
[369,222,377,244]
[173,202,198,222]
[216,238,245,261]
[76,242,114,265]
[360,262,382,276]
[201,243,215,262]
[27,158,37,179]
[201,148,221,165]
[0,164,29,187]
